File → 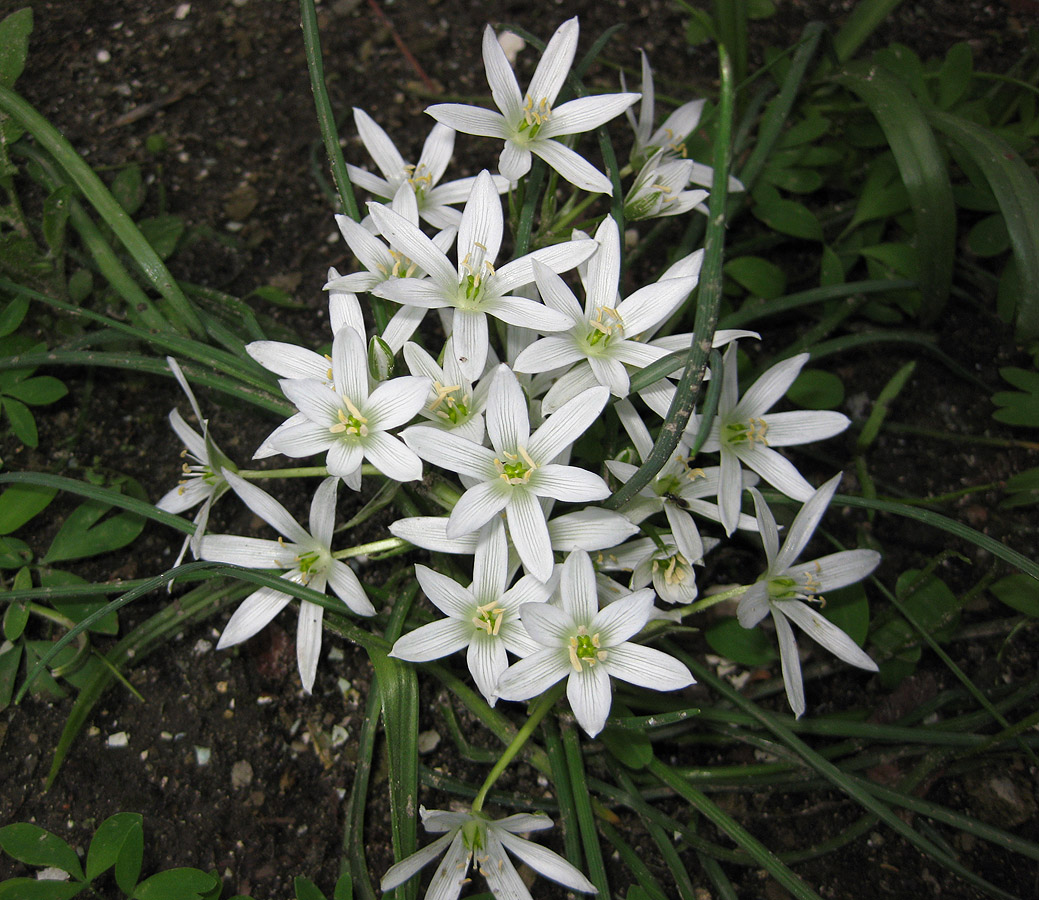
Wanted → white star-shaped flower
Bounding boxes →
[259,326,429,490]
[156,357,234,566]
[496,548,694,736]
[738,476,880,717]
[426,18,639,193]
[370,170,596,381]
[199,472,374,692]
[689,344,851,535]
[514,216,699,399]
[381,807,595,900]
[388,518,549,704]
[348,108,509,230]
[402,365,610,581]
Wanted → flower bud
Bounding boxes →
[368,335,395,381]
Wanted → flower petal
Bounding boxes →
[603,642,694,691]
[390,616,473,662]
[496,831,596,893]
[217,586,291,648]
[781,599,878,671]
[496,648,569,701]
[567,663,613,736]
[448,480,511,539]
[296,601,323,693]
[506,488,554,582]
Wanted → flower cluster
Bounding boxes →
[157,17,881,900]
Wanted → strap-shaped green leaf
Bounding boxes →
[836,63,955,324]
[928,108,1039,340]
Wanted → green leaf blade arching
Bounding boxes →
[928,108,1039,340]
[836,63,956,324]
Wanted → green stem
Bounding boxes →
[299,0,358,221]
[603,44,734,510]
[236,466,333,479]
[471,682,565,813]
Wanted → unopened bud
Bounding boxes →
[368,335,395,381]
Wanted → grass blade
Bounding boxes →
[928,108,1039,339]
[0,84,205,336]
[832,0,906,63]
[836,63,955,323]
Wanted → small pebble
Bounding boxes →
[194,745,211,766]
[96,49,111,63]
[107,731,129,748]
[231,760,254,789]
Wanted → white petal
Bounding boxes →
[588,354,629,396]
[421,831,471,900]
[527,385,609,462]
[761,410,850,446]
[416,564,477,618]
[473,516,509,601]
[527,16,578,107]
[529,464,609,502]
[364,431,423,482]
[494,239,597,294]
[390,617,473,662]
[591,589,654,646]
[775,473,842,571]
[567,663,613,736]
[217,586,291,648]
[751,488,781,566]
[781,600,878,671]
[467,633,509,704]
[663,503,704,564]
[734,353,810,419]
[458,170,503,269]
[807,549,882,592]
[426,102,509,139]
[308,476,338,547]
[402,425,496,478]
[514,335,583,374]
[327,561,376,616]
[547,508,639,552]
[495,831,596,893]
[354,108,406,184]
[543,92,640,137]
[453,308,489,382]
[390,516,481,554]
[559,548,598,624]
[223,471,310,544]
[368,202,458,288]
[498,140,532,182]
[487,364,531,452]
[496,649,569,701]
[736,582,770,628]
[332,326,369,406]
[200,534,293,568]
[296,601,323,693]
[367,376,430,429]
[604,642,694,691]
[247,341,327,380]
[325,440,364,480]
[448,480,511,539]
[519,600,574,646]
[380,831,457,892]
[530,139,612,194]
[773,609,806,718]
[506,488,554,582]
[480,294,571,332]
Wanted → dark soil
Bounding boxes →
[2,1,1038,898]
